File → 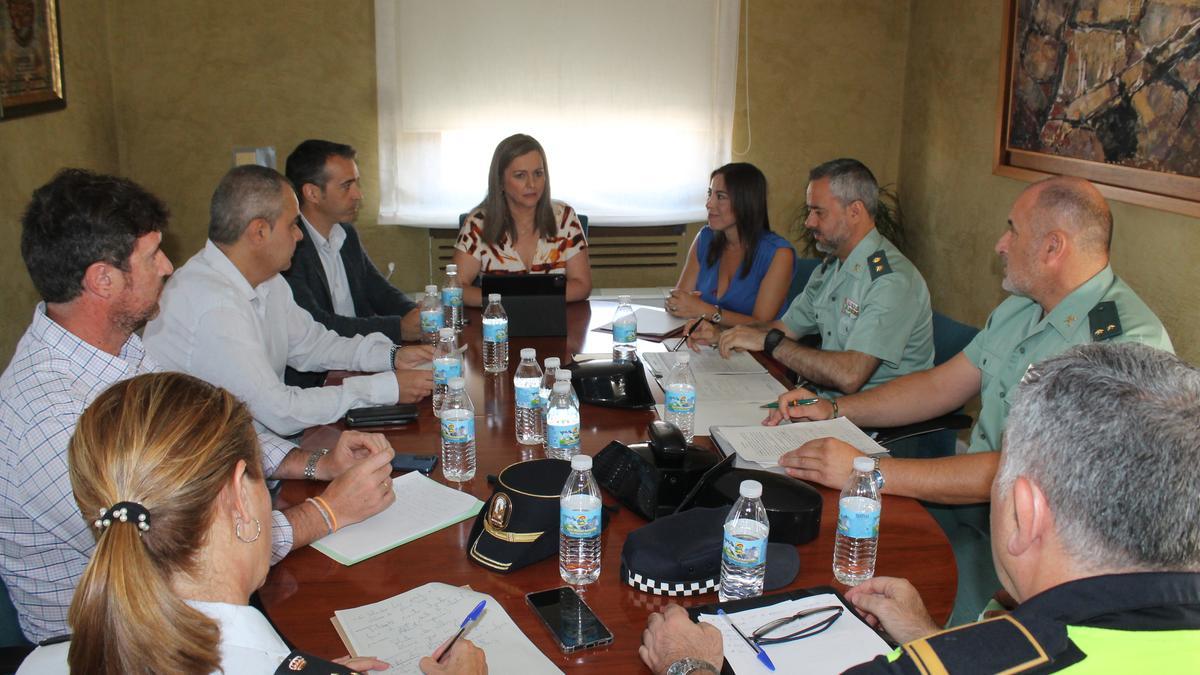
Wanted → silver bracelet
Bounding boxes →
[303,447,329,480]
[389,344,401,370]
[305,497,334,536]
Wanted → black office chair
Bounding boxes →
[0,578,32,674]
[784,257,823,308]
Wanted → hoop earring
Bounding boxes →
[235,516,261,543]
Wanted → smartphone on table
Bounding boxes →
[526,586,614,653]
[390,453,438,474]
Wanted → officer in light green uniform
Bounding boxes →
[780,228,933,395]
[962,265,1173,454]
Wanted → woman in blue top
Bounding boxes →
[667,163,795,326]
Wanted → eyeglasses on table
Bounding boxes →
[750,604,844,646]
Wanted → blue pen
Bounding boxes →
[718,608,775,671]
[437,599,486,663]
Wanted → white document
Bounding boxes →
[595,308,687,337]
[312,472,483,565]
[643,350,767,378]
[690,372,787,402]
[655,401,769,434]
[710,417,888,467]
[335,582,562,675]
[699,593,890,674]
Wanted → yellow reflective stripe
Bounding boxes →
[904,638,946,675]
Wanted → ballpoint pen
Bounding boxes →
[671,316,710,352]
[437,599,486,663]
[759,397,821,410]
[718,608,775,671]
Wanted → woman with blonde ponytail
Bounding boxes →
[17,372,485,674]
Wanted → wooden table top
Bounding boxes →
[259,300,956,672]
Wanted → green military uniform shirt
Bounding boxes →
[962,265,1173,453]
[780,229,933,394]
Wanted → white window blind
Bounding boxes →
[375,0,740,227]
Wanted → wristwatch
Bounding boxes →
[389,344,401,371]
[763,328,786,356]
[709,308,723,325]
[666,657,720,675]
[871,455,886,491]
[304,447,329,481]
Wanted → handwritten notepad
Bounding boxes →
[312,472,483,566]
[334,582,562,674]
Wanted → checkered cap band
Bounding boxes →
[624,570,719,597]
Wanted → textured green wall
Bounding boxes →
[0,1,119,362]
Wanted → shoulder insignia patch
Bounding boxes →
[275,649,359,674]
[868,250,892,280]
[898,615,1051,674]
[1088,301,1123,342]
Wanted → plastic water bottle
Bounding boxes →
[419,284,444,345]
[539,357,560,451]
[720,479,770,601]
[834,456,882,586]
[612,295,637,362]
[545,380,582,460]
[560,454,602,585]
[664,352,697,442]
[440,377,476,482]
[482,293,509,373]
[432,327,461,416]
[513,348,544,444]
[554,368,580,409]
[442,264,464,332]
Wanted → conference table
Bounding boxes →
[259,299,957,672]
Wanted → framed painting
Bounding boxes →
[0,0,64,120]
[994,0,1200,217]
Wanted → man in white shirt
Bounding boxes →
[145,165,433,438]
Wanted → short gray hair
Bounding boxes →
[1031,177,1112,253]
[208,165,290,244]
[809,158,878,218]
[997,342,1200,572]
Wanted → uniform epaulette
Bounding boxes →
[1088,300,1123,341]
[275,649,360,674]
[897,615,1051,674]
[868,250,892,280]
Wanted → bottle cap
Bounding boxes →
[446,264,458,274]
[676,352,691,364]
[425,284,437,294]
[571,455,593,471]
[554,369,571,381]
[618,294,632,303]
[488,293,501,303]
[553,380,571,394]
[853,456,876,473]
[544,357,561,370]
[438,327,454,338]
[448,376,465,390]
[738,479,763,499]
[520,348,536,360]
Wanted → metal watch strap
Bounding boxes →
[666,657,720,675]
[872,456,886,490]
[389,344,401,370]
[763,328,785,356]
[304,447,329,480]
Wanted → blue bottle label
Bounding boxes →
[837,497,881,538]
[722,530,766,568]
[613,324,636,343]
[442,287,463,308]
[433,358,461,384]
[420,310,444,333]
[483,320,508,343]
[665,389,696,414]
[440,417,475,442]
[515,385,541,408]
[547,422,580,449]
[560,505,601,538]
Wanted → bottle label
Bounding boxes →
[442,287,463,308]
[420,310,444,333]
[560,504,601,539]
[665,389,696,414]
[515,385,541,408]
[433,358,461,384]
[547,422,580,449]
[613,324,636,343]
[722,529,766,568]
[837,497,881,539]
[483,320,508,343]
[441,416,475,442]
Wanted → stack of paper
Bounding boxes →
[595,307,688,337]
[312,472,483,565]
[710,418,888,474]
[643,350,766,378]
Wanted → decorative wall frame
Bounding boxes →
[0,0,64,120]
[994,0,1200,218]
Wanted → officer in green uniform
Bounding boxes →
[690,158,933,398]
[639,343,1200,675]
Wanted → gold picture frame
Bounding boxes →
[0,0,64,120]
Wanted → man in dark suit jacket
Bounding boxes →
[282,139,421,387]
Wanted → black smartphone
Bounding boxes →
[391,453,438,474]
[526,587,614,653]
[344,404,419,428]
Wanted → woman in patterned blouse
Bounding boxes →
[452,133,592,306]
